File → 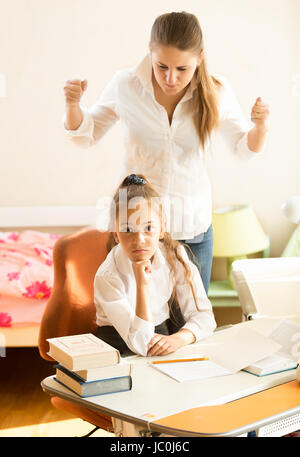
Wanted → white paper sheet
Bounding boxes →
[151,360,233,382]
[150,327,282,382]
[206,327,281,373]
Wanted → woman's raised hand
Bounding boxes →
[251,97,270,129]
[64,79,88,106]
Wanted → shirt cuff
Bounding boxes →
[236,131,261,159]
[131,315,155,333]
[183,319,216,342]
[63,106,93,137]
[129,316,155,356]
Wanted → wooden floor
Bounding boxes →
[0,347,113,437]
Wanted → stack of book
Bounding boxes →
[47,333,132,397]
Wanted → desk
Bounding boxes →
[41,319,300,437]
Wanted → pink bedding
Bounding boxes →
[0,230,60,327]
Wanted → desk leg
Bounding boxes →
[112,418,150,437]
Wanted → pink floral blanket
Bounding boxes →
[0,230,60,327]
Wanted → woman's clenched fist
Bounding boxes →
[64,79,87,106]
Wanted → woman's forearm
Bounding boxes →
[247,124,269,153]
[65,104,83,131]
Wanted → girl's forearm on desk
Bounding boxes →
[175,328,196,345]
[147,329,196,356]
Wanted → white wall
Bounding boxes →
[0,0,299,255]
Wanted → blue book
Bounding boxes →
[55,364,132,397]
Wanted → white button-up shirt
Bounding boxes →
[65,54,255,239]
[94,243,216,357]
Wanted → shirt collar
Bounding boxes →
[132,53,198,101]
[114,242,166,277]
[132,54,153,93]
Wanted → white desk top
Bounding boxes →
[41,318,298,429]
[42,367,297,427]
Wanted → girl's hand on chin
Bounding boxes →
[132,259,152,286]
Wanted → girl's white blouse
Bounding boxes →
[65,54,255,239]
[94,243,217,356]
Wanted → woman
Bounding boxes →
[63,11,270,293]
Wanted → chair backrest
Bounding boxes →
[38,228,109,361]
[231,257,300,320]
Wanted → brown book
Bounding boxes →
[47,333,120,371]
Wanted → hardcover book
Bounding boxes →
[243,353,298,377]
[47,333,120,371]
[55,364,132,397]
[74,359,131,382]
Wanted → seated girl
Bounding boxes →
[94,174,216,357]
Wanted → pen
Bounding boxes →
[152,357,209,364]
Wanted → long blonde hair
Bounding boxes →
[150,11,222,150]
[107,174,201,324]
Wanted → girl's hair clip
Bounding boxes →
[123,174,146,186]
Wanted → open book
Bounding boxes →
[267,319,300,360]
[150,326,283,382]
[243,319,300,376]
[243,353,297,376]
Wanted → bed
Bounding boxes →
[0,206,97,347]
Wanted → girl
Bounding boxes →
[94,174,217,357]
[64,11,270,293]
